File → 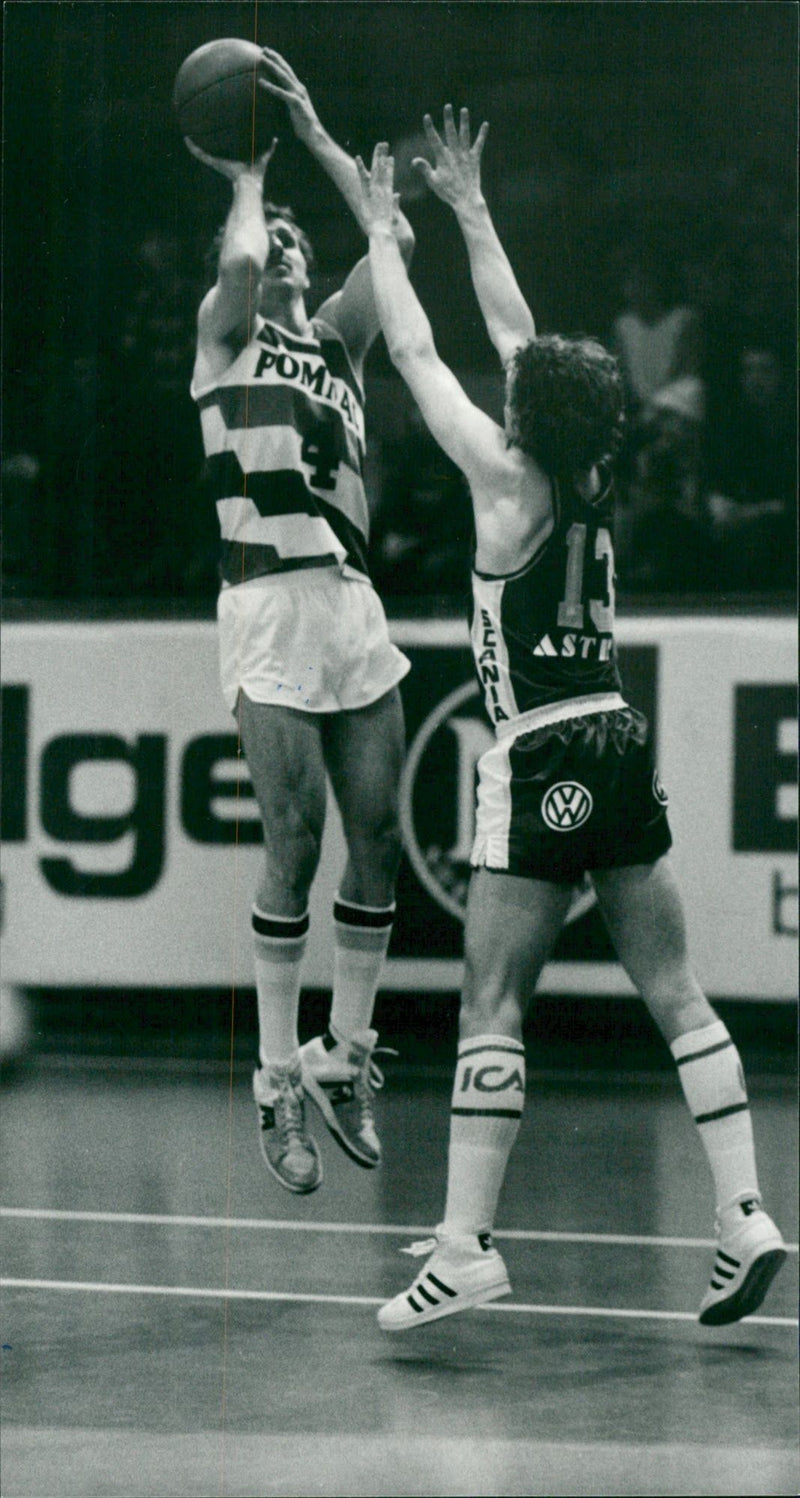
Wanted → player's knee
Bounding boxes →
[265,818,323,897]
[346,816,403,882]
[639,968,711,1038]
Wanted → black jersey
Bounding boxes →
[469,467,623,727]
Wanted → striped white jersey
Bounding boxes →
[191,315,370,585]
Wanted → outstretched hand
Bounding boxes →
[183,134,278,181]
[413,104,488,209]
[355,143,400,233]
[258,47,320,144]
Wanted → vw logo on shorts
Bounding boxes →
[542,781,593,832]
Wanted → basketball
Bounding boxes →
[173,39,282,160]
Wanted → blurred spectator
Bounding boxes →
[87,232,211,598]
[616,377,713,595]
[705,340,796,594]
[611,252,702,426]
[371,402,473,601]
[680,245,742,458]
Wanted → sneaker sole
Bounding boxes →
[699,1246,787,1326]
[378,1276,511,1333]
[301,1070,380,1169]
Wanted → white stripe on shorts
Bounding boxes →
[470,737,515,870]
[495,693,626,741]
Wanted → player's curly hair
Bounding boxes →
[507,335,625,477]
[205,201,315,283]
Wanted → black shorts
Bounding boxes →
[470,705,672,886]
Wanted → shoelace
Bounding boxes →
[400,1237,438,1258]
[352,1045,399,1125]
[272,1074,309,1151]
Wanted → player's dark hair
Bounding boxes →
[205,201,315,283]
[507,335,625,477]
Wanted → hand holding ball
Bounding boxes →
[174,39,283,161]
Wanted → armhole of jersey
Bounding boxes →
[591,462,614,507]
[312,315,365,402]
[191,314,265,402]
[472,475,560,583]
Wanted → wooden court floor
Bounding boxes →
[1,1038,797,1498]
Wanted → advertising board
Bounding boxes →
[1,616,796,998]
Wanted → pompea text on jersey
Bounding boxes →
[253,340,365,445]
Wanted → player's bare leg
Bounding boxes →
[237,691,327,1192]
[300,687,406,1166]
[460,870,573,1040]
[324,685,406,910]
[592,856,786,1322]
[380,870,571,1330]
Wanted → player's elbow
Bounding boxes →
[495,323,536,366]
[386,328,434,372]
[218,246,265,286]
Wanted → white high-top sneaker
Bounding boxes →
[699,1197,786,1325]
[378,1228,511,1332]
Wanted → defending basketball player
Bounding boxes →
[355,113,786,1329]
[186,50,415,1195]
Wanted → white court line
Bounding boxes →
[0,1276,795,1328]
[0,1208,797,1254]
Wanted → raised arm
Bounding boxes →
[356,145,507,490]
[260,49,414,363]
[186,139,277,354]
[413,106,535,365]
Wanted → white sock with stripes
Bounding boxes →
[252,907,309,1069]
[670,1020,761,1216]
[442,1035,526,1238]
[329,895,395,1043]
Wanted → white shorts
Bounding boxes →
[217,570,410,715]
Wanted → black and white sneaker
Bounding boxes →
[300,1028,395,1168]
[699,1198,786,1325]
[252,1060,322,1195]
[377,1228,511,1332]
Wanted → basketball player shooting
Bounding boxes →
[355,115,786,1332]
[185,50,414,1196]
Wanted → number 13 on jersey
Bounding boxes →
[557,523,615,633]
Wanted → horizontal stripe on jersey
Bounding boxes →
[198,389,362,478]
[193,316,370,584]
[206,448,368,540]
[220,541,340,583]
[214,481,370,581]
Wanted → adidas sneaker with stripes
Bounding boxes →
[699,1198,787,1325]
[377,1231,511,1332]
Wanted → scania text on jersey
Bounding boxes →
[475,610,510,723]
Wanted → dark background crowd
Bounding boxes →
[2,2,796,612]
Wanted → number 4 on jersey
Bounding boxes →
[301,427,341,491]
